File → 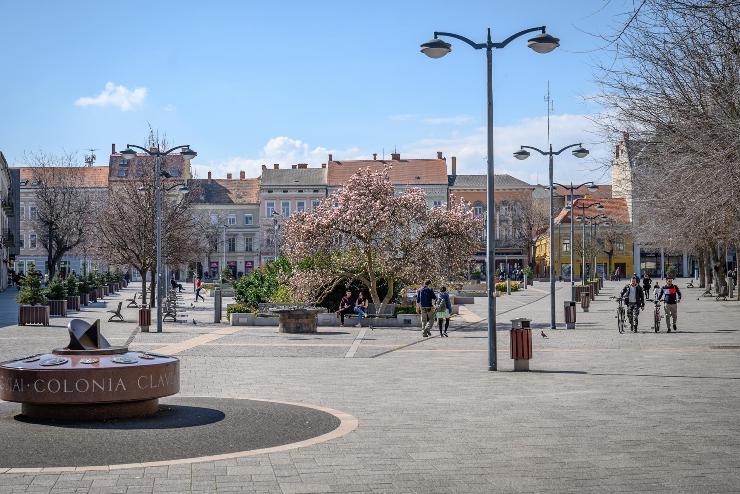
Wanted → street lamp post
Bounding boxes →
[121,144,196,333]
[574,200,605,283]
[272,211,281,260]
[553,181,598,299]
[421,26,559,370]
[513,144,589,329]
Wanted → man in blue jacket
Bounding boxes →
[416,280,437,338]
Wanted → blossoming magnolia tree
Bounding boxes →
[282,167,483,305]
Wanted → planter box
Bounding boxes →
[89,290,97,303]
[66,295,81,311]
[48,299,68,317]
[102,286,109,297]
[18,305,50,326]
[80,292,89,306]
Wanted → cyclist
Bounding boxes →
[620,276,645,332]
[658,277,682,332]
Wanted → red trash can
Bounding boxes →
[139,306,152,332]
[510,318,532,371]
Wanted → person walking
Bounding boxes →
[642,272,652,295]
[435,286,452,337]
[416,280,437,337]
[620,276,645,332]
[194,276,205,302]
[658,277,682,332]
[353,292,368,327]
[336,290,355,327]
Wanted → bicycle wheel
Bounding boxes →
[617,308,625,333]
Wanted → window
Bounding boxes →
[119,159,129,166]
[312,199,320,210]
[562,239,570,253]
[20,204,25,220]
[281,201,290,217]
[244,237,253,252]
[30,206,37,219]
[227,237,236,252]
[313,189,319,193]
[266,201,275,217]
[210,214,218,225]
[117,169,127,177]
[19,235,24,249]
[433,200,443,208]
[473,202,483,218]
[227,215,236,226]
[615,238,624,252]
[168,169,181,177]
[29,233,37,249]
[296,201,305,213]
[244,214,253,225]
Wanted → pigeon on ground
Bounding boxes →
[192,319,197,325]
[540,331,548,338]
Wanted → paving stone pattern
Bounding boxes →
[1,280,739,492]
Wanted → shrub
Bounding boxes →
[234,258,291,310]
[44,277,67,300]
[269,285,294,304]
[77,277,90,295]
[63,276,79,296]
[17,267,47,306]
[495,281,520,293]
[221,267,235,284]
[226,302,253,320]
[394,304,417,315]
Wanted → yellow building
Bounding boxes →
[535,197,635,280]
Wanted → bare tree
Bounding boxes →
[26,152,97,278]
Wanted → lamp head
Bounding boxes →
[595,203,605,210]
[572,146,589,158]
[527,32,560,54]
[420,38,452,58]
[513,149,531,160]
[564,203,572,212]
[586,183,599,193]
[181,146,197,160]
[121,147,137,160]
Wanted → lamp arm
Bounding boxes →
[520,145,548,155]
[125,144,152,155]
[574,181,595,190]
[434,31,485,50]
[492,26,546,49]
[163,144,191,156]
[552,143,583,155]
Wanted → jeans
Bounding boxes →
[195,288,204,302]
[354,306,367,321]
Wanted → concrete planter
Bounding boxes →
[80,292,89,306]
[102,286,109,297]
[66,295,81,312]
[48,299,68,317]
[18,305,50,326]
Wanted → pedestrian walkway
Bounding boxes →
[1,279,739,492]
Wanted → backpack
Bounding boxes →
[436,295,447,312]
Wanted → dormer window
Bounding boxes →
[119,159,129,166]
[31,179,41,186]
[117,169,127,177]
[20,180,29,186]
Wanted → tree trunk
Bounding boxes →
[47,224,55,279]
[711,244,727,295]
[149,275,157,308]
[705,250,713,287]
[140,270,148,308]
[698,250,706,288]
[381,278,395,305]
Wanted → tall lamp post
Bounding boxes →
[513,143,589,329]
[553,181,598,299]
[121,144,197,333]
[271,211,281,260]
[573,200,604,282]
[589,215,610,278]
[421,26,559,370]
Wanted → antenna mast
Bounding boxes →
[84,148,97,167]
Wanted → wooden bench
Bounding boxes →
[126,292,140,308]
[163,291,179,322]
[107,301,124,322]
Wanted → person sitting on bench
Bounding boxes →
[170,278,183,293]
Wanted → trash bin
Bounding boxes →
[564,301,576,329]
[581,292,590,312]
[510,318,532,371]
[138,306,151,333]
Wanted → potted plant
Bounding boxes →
[78,277,90,306]
[88,272,99,302]
[112,270,123,291]
[17,267,49,326]
[522,266,534,286]
[45,277,68,317]
[63,275,80,311]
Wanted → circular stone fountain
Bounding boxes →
[270,307,324,334]
[0,319,179,421]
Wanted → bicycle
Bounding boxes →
[653,301,662,333]
[611,296,626,334]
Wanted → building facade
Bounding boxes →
[190,173,261,280]
[0,152,20,290]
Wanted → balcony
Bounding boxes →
[3,230,15,248]
[1,198,14,215]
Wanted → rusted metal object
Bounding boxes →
[0,318,179,420]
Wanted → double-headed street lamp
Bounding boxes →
[573,200,605,282]
[421,26,559,371]
[121,144,197,333]
[513,144,589,329]
[555,181,598,299]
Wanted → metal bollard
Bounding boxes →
[213,288,222,323]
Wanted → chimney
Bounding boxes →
[437,151,443,159]
[292,164,297,169]
[273,163,279,169]
[328,153,333,162]
[297,163,308,169]
[391,152,401,161]
[373,153,377,160]
[451,156,457,176]
[207,171,212,179]
[321,163,326,168]
[227,173,232,180]
[240,170,245,180]
[111,143,116,154]
[261,164,267,170]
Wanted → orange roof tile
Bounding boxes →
[327,158,448,186]
[18,166,109,188]
[554,197,630,225]
[553,184,612,199]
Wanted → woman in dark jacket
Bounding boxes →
[435,286,452,337]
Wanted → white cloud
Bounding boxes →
[389,113,417,121]
[163,104,176,112]
[402,113,612,185]
[421,115,475,125]
[75,82,147,111]
[192,136,362,180]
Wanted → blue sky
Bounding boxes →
[1,0,632,184]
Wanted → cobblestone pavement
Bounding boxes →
[1,280,739,493]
